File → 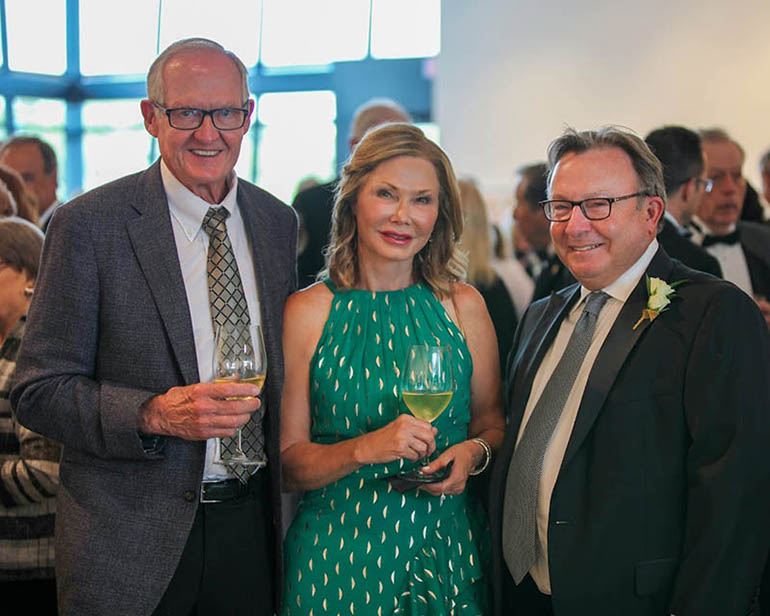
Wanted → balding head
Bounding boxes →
[349,98,411,149]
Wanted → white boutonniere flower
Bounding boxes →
[633,276,685,330]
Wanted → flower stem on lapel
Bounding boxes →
[633,275,686,330]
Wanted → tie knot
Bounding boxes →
[202,207,230,237]
[583,290,609,317]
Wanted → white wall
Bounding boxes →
[436,0,770,212]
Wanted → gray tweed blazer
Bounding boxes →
[11,161,297,615]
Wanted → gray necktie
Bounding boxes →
[502,290,610,583]
[202,206,265,483]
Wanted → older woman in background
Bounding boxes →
[0,217,60,612]
[280,123,505,614]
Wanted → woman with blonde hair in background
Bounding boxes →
[458,178,520,372]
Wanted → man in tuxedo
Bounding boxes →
[11,38,297,615]
[489,127,770,616]
[760,148,770,206]
[513,162,576,300]
[644,126,721,276]
[293,98,410,288]
[0,136,61,231]
[694,128,770,325]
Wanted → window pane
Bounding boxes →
[82,99,152,190]
[11,97,68,199]
[371,0,440,59]
[261,0,369,67]
[159,0,262,68]
[255,91,336,203]
[5,0,67,74]
[80,0,160,76]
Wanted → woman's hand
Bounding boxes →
[354,414,437,465]
[419,439,483,496]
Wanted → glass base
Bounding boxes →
[397,465,451,484]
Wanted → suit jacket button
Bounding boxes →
[183,490,196,503]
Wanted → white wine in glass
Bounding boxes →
[398,345,454,483]
[213,323,267,467]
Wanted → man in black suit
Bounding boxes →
[0,135,61,231]
[293,98,410,288]
[513,162,576,300]
[489,126,770,616]
[644,126,721,277]
[693,128,770,326]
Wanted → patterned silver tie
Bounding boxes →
[502,290,610,583]
[202,206,265,483]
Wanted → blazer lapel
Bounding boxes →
[508,286,580,438]
[561,247,674,468]
[126,162,199,385]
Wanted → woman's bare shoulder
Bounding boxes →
[285,281,335,326]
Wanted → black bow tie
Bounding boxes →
[702,229,740,247]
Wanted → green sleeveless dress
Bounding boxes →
[282,282,489,616]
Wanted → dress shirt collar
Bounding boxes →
[575,238,658,313]
[160,160,239,242]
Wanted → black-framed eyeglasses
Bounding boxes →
[539,192,649,222]
[694,177,714,193]
[152,102,249,130]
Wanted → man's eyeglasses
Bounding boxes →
[539,192,649,222]
[694,177,714,193]
[152,102,249,130]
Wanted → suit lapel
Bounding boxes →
[126,162,199,385]
[561,248,674,468]
[502,286,580,460]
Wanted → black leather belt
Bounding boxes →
[200,478,250,504]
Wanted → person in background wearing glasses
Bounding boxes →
[644,126,722,277]
[11,38,297,615]
[692,128,770,326]
[488,126,770,616]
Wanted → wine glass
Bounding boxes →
[398,345,454,483]
[213,323,267,468]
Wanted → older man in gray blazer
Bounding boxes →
[11,39,296,616]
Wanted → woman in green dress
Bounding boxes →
[280,123,505,615]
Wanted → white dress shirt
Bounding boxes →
[516,239,658,594]
[161,161,262,481]
[691,219,753,296]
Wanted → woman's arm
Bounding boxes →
[422,282,506,496]
[280,284,437,492]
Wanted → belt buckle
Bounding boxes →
[200,481,224,504]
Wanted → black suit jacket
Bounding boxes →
[531,253,576,301]
[489,247,770,616]
[12,162,297,615]
[293,179,337,289]
[658,218,722,277]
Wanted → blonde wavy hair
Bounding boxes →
[321,123,465,297]
[457,178,496,287]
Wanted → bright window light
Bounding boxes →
[79,0,160,76]
[158,0,262,67]
[12,97,68,198]
[82,99,153,190]
[371,0,440,59]
[5,0,67,74]
[260,0,369,68]
[255,91,337,203]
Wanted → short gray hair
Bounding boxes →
[349,98,411,144]
[547,126,666,205]
[146,38,250,104]
[699,127,745,163]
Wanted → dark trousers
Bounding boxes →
[501,572,554,616]
[153,473,274,616]
[0,578,58,614]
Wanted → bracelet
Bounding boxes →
[468,437,491,476]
